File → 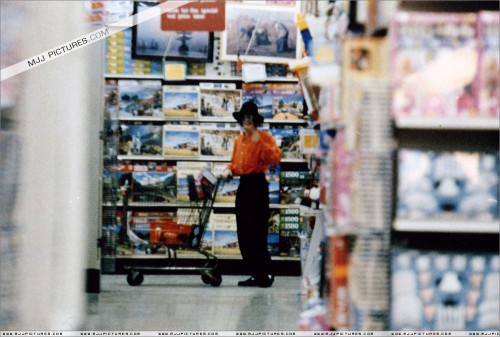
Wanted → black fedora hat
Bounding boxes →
[233,101,264,126]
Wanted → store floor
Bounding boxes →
[84,274,303,331]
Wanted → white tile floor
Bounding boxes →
[84,274,304,331]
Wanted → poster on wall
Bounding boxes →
[133,1,213,62]
[220,3,300,64]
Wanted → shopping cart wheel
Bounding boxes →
[209,270,222,287]
[201,272,211,285]
[127,270,144,286]
[210,274,222,287]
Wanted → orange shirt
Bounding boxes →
[228,130,282,176]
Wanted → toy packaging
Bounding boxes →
[397,149,499,222]
[391,249,500,330]
[475,11,500,118]
[391,12,478,119]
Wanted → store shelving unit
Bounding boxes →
[99,14,314,274]
[100,81,311,271]
[389,1,499,331]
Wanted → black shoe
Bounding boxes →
[257,275,274,288]
[238,277,258,287]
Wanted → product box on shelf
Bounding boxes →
[210,212,237,230]
[278,208,303,257]
[207,213,236,254]
[271,83,305,120]
[213,229,240,256]
[475,11,500,118]
[162,123,200,157]
[279,207,304,232]
[391,249,500,331]
[391,12,478,120]
[212,162,239,203]
[279,171,318,205]
[396,149,499,222]
[110,164,136,204]
[270,126,302,159]
[176,161,213,203]
[187,63,206,76]
[267,232,280,256]
[118,80,163,117]
[242,83,274,119]
[102,171,121,205]
[199,85,242,119]
[162,85,200,118]
[279,230,301,258]
[267,209,280,256]
[104,80,119,118]
[105,29,162,75]
[266,164,281,204]
[119,122,163,156]
[131,164,177,204]
[199,123,240,158]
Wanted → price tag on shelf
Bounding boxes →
[241,63,267,83]
[163,61,187,81]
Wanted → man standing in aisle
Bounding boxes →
[223,101,282,288]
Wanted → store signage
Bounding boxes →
[160,0,225,32]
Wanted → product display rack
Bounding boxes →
[305,1,499,330]
[96,0,499,332]
[388,2,499,331]
[99,20,315,273]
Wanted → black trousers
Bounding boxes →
[235,173,272,281]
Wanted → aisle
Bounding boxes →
[84,274,303,331]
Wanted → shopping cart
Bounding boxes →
[122,170,224,287]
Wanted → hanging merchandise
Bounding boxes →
[300,212,325,299]
[325,0,349,41]
[306,1,348,125]
[308,1,348,87]
[296,13,314,56]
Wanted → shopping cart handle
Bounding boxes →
[218,174,232,182]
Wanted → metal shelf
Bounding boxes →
[117,155,231,162]
[117,116,308,124]
[104,202,312,210]
[116,154,306,163]
[115,254,300,261]
[393,218,499,233]
[104,73,299,83]
[394,116,500,130]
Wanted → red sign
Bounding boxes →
[161,0,225,32]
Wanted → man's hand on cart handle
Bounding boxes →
[221,169,233,181]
